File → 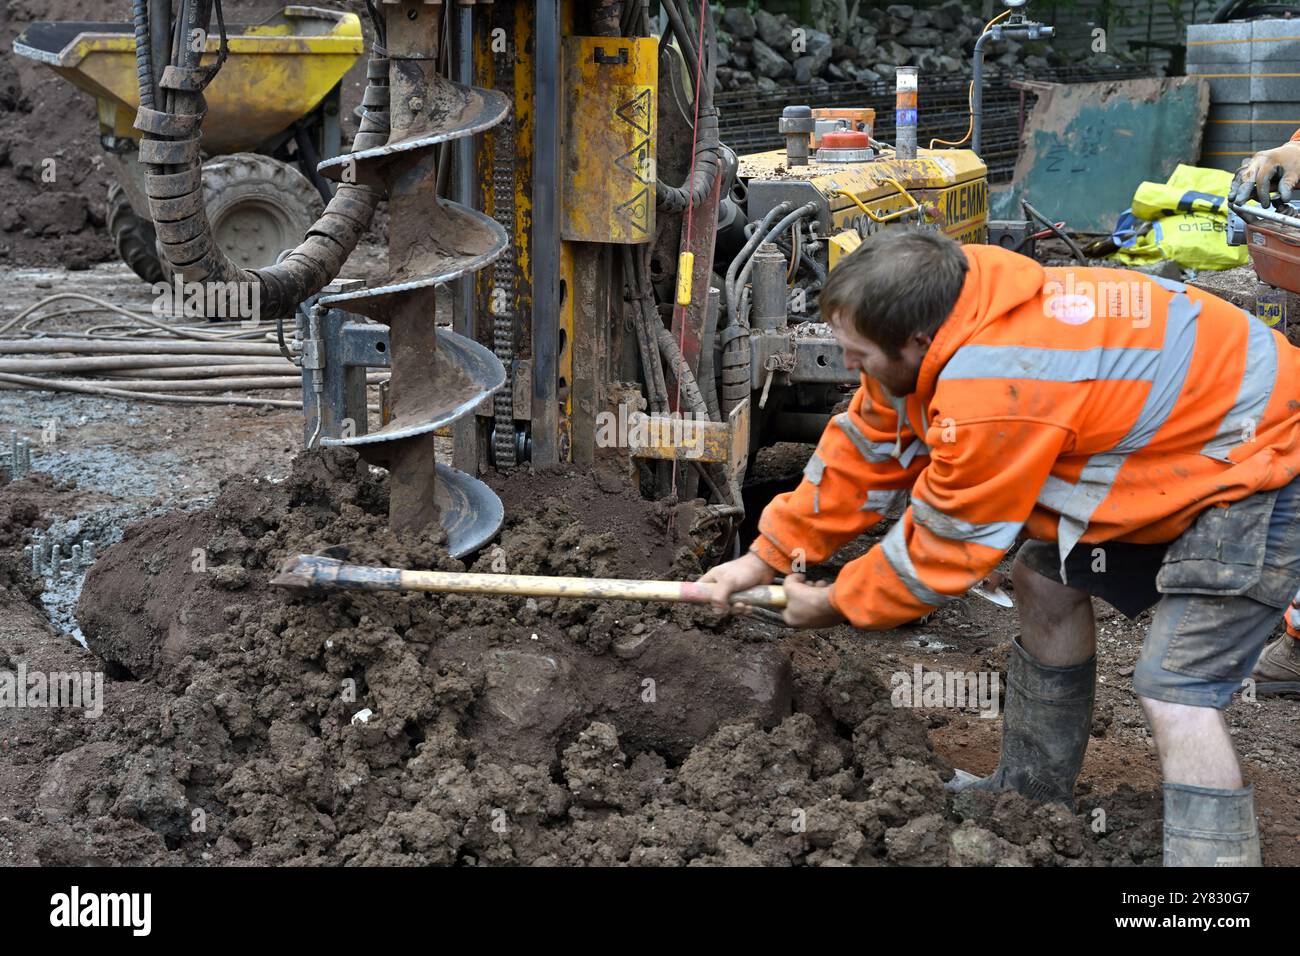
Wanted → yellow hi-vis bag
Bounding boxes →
[1108,164,1247,271]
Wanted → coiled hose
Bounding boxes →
[133,0,391,319]
[656,0,722,214]
[132,0,154,110]
[719,202,819,421]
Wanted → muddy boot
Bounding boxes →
[1163,783,1261,867]
[946,637,1094,809]
[1251,635,1300,696]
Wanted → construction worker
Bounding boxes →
[701,228,1300,866]
[1230,137,1300,696]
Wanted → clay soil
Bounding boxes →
[1,273,1298,868]
[3,0,1297,871]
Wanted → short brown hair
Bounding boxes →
[819,228,968,357]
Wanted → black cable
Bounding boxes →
[731,202,820,329]
[132,0,155,110]
[655,0,721,213]
[659,0,701,84]
[365,0,387,46]
[726,202,791,312]
[772,236,827,283]
[1022,199,1088,265]
[293,124,333,203]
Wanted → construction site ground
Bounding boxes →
[2,262,1298,867]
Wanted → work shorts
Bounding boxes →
[1018,477,1300,709]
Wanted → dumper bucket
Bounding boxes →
[13,5,363,155]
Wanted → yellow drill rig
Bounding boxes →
[129,0,990,557]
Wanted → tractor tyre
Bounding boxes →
[199,152,324,271]
[106,182,165,284]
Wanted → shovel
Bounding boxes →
[271,554,789,610]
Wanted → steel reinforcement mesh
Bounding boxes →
[717,65,1155,183]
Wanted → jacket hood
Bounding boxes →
[914,244,1047,401]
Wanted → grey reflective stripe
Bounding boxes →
[1201,311,1278,461]
[1149,274,1190,293]
[898,438,930,468]
[1112,293,1199,453]
[880,519,953,607]
[1052,292,1201,568]
[911,498,1022,550]
[861,488,906,516]
[940,344,1161,383]
[833,412,897,463]
[1052,451,1124,571]
[804,452,826,514]
[1037,474,1076,513]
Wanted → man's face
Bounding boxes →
[828,314,931,396]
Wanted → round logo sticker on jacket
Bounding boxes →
[1044,293,1096,325]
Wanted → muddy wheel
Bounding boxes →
[106,182,165,284]
[200,153,324,271]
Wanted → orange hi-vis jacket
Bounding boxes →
[751,244,1300,630]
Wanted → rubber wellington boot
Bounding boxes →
[946,637,1095,809]
[1163,783,1261,867]
[1251,635,1300,696]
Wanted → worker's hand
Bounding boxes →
[698,551,777,613]
[1230,141,1300,207]
[780,573,846,629]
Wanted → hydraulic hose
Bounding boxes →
[132,0,154,110]
[133,0,391,319]
[730,202,818,329]
[656,0,722,214]
[725,201,792,319]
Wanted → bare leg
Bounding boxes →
[1012,559,1096,666]
[1140,697,1243,789]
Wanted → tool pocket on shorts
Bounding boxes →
[1156,491,1277,597]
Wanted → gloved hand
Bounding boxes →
[1230,141,1300,207]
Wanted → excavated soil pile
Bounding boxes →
[0,451,1159,865]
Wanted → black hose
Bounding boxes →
[656,324,707,415]
[659,0,701,87]
[655,0,722,214]
[731,202,819,329]
[772,236,827,283]
[725,202,791,316]
[1022,199,1088,265]
[293,124,333,204]
[621,245,669,414]
[365,0,387,46]
[133,0,154,110]
[133,0,390,318]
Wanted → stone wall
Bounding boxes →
[712,2,1139,94]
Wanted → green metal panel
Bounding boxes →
[1002,76,1210,234]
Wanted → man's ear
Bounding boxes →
[911,331,934,351]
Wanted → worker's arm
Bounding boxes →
[1229,131,1300,206]
[749,374,929,574]
[827,415,1073,630]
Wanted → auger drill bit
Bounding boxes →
[317,0,509,554]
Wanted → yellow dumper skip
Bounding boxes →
[13,5,362,155]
